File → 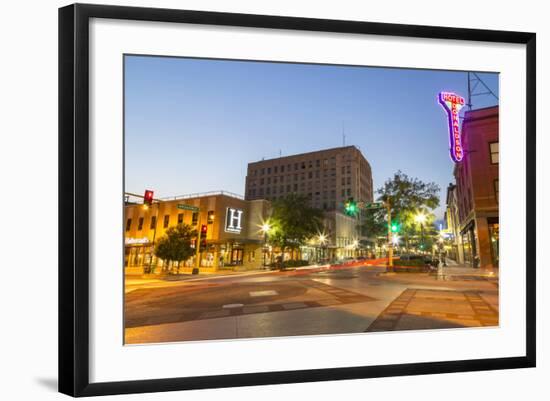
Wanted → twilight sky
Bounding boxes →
[124,55,498,220]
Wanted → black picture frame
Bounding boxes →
[59,3,536,397]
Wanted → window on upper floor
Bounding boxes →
[489,142,499,164]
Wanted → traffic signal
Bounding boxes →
[143,189,154,206]
[344,197,358,216]
[200,224,208,248]
[390,221,400,233]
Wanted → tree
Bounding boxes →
[269,193,324,269]
[154,224,197,273]
[361,171,440,255]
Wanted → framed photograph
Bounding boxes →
[58,3,536,397]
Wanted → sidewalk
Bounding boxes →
[439,258,499,278]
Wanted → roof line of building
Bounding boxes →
[464,104,499,115]
[248,145,359,164]
[159,190,244,201]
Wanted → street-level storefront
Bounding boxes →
[124,192,270,275]
[460,215,498,269]
[487,217,499,268]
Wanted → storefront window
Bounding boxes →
[488,220,499,267]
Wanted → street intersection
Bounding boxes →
[124,261,499,344]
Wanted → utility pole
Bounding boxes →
[147,202,159,274]
[386,200,394,272]
[192,213,202,275]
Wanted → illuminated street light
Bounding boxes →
[260,222,271,234]
[318,233,327,245]
[414,213,427,224]
[259,221,272,269]
[392,234,400,246]
[415,212,427,252]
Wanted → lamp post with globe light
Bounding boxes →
[260,222,271,269]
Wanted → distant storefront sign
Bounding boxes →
[438,91,465,163]
[225,207,243,233]
[125,237,150,245]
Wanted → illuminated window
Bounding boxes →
[126,218,132,231]
[207,210,215,224]
[163,215,170,228]
[490,142,499,164]
[138,217,144,231]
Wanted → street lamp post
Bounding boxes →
[318,233,327,264]
[260,222,271,269]
[415,212,427,253]
[385,201,394,272]
[146,202,159,274]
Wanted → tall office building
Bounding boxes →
[244,145,373,211]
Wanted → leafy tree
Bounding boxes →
[377,170,440,216]
[269,193,324,269]
[360,171,440,255]
[154,224,197,273]
[360,208,386,239]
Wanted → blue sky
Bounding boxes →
[124,55,498,220]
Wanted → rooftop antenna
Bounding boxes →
[342,121,346,146]
[467,71,499,111]
[279,149,282,157]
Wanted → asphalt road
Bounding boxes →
[124,264,499,344]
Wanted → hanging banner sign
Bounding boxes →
[438,92,465,163]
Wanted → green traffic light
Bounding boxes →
[344,198,358,216]
[390,221,400,233]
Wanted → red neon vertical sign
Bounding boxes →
[438,92,465,163]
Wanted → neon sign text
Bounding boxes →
[438,92,465,163]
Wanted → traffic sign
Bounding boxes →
[177,204,199,212]
[364,202,384,209]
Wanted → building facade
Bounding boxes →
[453,106,499,268]
[244,145,373,212]
[244,146,373,257]
[444,183,464,264]
[124,192,270,275]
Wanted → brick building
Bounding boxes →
[244,146,374,258]
[244,145,373,211]
[453,106,499,268]
[124,191,270,274]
